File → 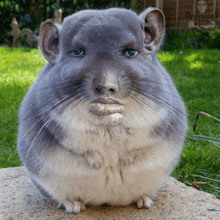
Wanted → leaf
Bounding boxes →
[187,135,220,147]
[198,170,220,177]
[190,174,220,184]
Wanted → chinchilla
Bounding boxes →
[17,7,188,214]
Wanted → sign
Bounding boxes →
[186,0,218,29]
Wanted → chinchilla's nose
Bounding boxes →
[93,71,118,96]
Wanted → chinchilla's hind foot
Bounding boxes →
[137,196,153,209]
[58,200,86,214]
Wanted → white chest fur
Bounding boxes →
[38,98,174,206]
[52,97,167,159]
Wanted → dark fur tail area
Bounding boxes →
[31,178,55,201]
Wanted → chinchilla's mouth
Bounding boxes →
[90,98,124,116]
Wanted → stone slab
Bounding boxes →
[0,166,220,220]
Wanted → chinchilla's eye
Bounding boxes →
[124,49,138,57]
[68,49,86,56]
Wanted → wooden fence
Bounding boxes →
[131,0,220,30]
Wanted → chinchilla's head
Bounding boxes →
[36,7,173,132]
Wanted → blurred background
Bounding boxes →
[1,0,220,50]
[0,0,131,46]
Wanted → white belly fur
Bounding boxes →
[32,100,178,206]
[33,138,174,206]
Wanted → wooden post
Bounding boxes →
[11,18,21,47]
[176,0,179,28]
[156,0,159,9]
[161,0,164,11]
[214,0,217,22]
[144,0,147,9]
[156,0,163,10]
[193,0,196,22]
[54,9,62,24]
[131,0,136,9]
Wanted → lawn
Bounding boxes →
[0,47,46,167]
[0,47,220,198]
[157,49,220,198]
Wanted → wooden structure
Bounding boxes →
[10,9,62,48]
[11,18,22,47]
[11,18,38,48]
[131,0,220,30]
[54,9,62,24]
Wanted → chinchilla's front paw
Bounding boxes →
[84,150,104,170]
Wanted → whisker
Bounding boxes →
[24,95,88,163]
[130,92,157,112]
[132,85,187,118]
[129,93,184,140]
[136,78,176,88]
[18,92,82,145]
[129,90,190,138]
[24,111,57,165]
[132,82,183,100]
[20,88,84,123]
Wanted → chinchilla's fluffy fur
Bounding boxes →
[18,7,188,214]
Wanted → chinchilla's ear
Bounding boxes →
[139,7,165,53]
[38,19,62,64]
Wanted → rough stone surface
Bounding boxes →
[0,166,220,220]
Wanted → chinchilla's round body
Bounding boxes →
[18,7,187,213]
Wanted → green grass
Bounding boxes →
[157,49,220,198]
[0,47,220,198]
[0,47,46,167]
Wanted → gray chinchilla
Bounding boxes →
[17,7,188,214]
